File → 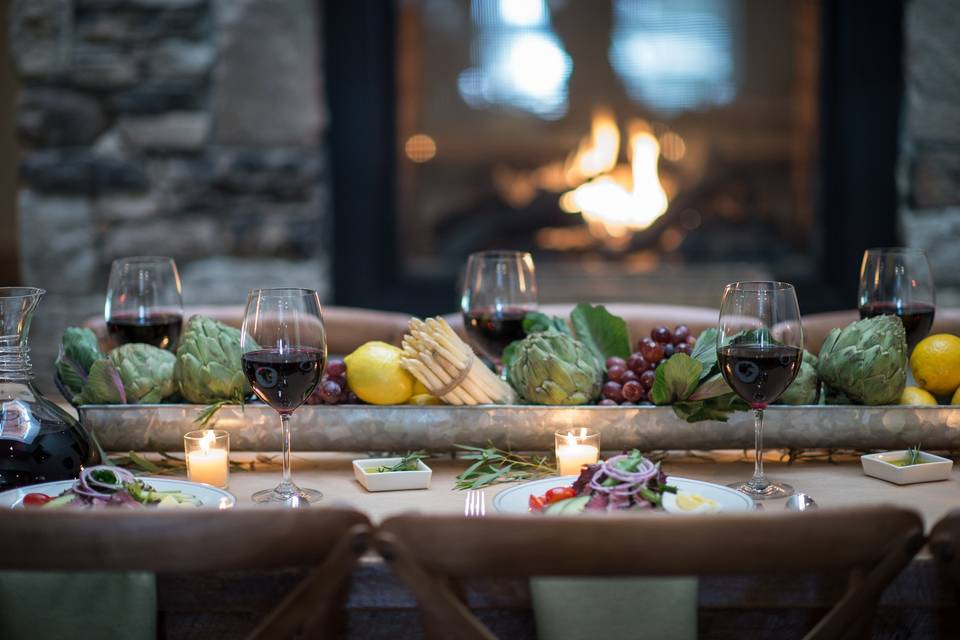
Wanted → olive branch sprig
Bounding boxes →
[454,443,554,490]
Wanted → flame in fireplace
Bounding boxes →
[561,120,669,236]
[563,108,620,185]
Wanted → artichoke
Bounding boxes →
[777,350,820,405]
[507,331,602,405]
[55,327,104,396]
[816,314,907,405]
[75,343,177,404]
[175,315,251,404]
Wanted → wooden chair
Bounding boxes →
[84,305,411,354]
[802,308,960,353]
[443,302,720,346]
[929,509,960,603]
[0,507,371,639]
[375,507,924,640]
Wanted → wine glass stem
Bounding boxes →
[280,412,293,492]
[751,408,768,489]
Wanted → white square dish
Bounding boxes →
[860,450,953,485]
[353,458,432,492]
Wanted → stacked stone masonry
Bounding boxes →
[900,0,960,305]
[9,0,329,389]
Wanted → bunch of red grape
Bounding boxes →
[598,325,697,406]
[306,358,361,405]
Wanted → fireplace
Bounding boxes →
[325,0,904,315]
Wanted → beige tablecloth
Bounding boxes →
[218,450,960,528]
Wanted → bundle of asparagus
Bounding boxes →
[400,317,516,405]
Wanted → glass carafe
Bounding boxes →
[0,287,100,489]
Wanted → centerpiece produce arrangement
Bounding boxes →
[55,306,960,424]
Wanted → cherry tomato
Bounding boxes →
[544,486,577,504]
[23,493,51,507]
[528,494,545,512]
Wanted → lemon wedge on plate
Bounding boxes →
[674,491,720,513]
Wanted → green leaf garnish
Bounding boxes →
[651,353,702,405]
[569,303,632,367]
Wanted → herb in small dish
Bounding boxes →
[890,444,928,467]
[373,451,428,473]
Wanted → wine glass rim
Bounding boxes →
[248,287,319,297]
[468,250,533,260]
[111,256,176,264]
[0,286,45,299]
[863,246,927,255]
[724,281,795,292]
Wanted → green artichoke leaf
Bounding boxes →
[569,303,631,368]
[816,315,906,405]
[55,327,104,395]
[778,350,820,405]
[650,353,703,405]
[75,359,127,405]
[109,343,177,404]
[507,331,602,405]
[175,316,252,404]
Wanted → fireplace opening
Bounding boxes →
[326,1,903,314]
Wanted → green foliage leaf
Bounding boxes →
[56,327,105,395]
[690,327,718,377]
[523,312,571,335]
[650,353,702,405]
[569,303,631,367]
[672,394,750,423]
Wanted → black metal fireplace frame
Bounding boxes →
[323,0,903,316]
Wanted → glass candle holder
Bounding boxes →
[555,429,600,476]
[184,429,230,488]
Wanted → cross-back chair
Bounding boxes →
[929,508,960,622]
[0,507,371,639]
[375,506,924,640]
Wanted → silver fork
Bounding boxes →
[464,489,486,517]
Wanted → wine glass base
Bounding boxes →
[729,480,793,501]
[252,485,323,506]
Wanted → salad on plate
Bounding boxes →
[529,449,691,514]
[21,465,200,509]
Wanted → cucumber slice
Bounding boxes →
[558,495,589,516]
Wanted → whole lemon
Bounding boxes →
[408,393,443,406]
[344,341,415,405]
[412,378,430,396]
[899,386,938,406]
[911,334,960,397]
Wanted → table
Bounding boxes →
[221,450,960,528]
[148,451,959,639]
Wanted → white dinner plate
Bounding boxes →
[0,477,236,509]
[493,475,754,514]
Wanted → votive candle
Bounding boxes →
[555,429,600,476]
[184,429,230,488]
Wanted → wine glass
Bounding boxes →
[105,256,183,351]
[460,251,538,372]
[241,288,327,504]
[858,247,936,351]
[717,281,803,500]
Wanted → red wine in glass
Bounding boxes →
[464,306,528,359]
[859,301,935,351]
[718,344,803,409]
[106,312,183,350]
[242,347,326,414]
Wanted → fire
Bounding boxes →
[493,108,674,246]
[561,119,669,236]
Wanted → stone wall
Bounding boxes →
[8,0,329,389]
[899,0,960,306]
